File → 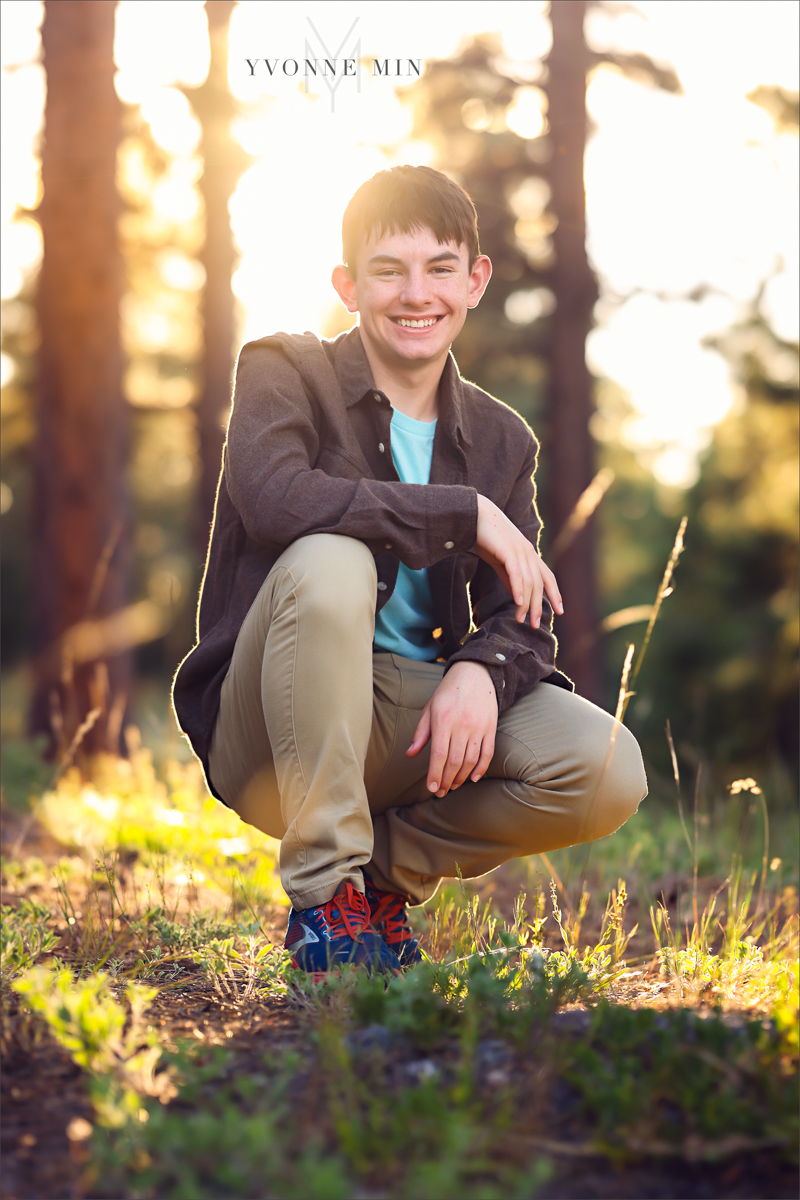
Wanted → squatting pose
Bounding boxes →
[173,165,647,975]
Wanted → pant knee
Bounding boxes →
[276,534,377,623]
[592,722,647,836]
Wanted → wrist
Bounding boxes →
[447,659,489,675]
[446,659,496,694]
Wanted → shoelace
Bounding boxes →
[368,889,413,943]
[321,882,372,941]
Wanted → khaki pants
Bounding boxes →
[209,534,647,910]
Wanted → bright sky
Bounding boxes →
[1,0,798,487]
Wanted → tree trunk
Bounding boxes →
[190,0,249,555]
[544,0,601,701]
[30,0,130,756]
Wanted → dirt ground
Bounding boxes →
[2,810,797,1200]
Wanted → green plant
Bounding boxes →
[12,964,169,1127]
[195,935,290,1000]
[558,1003,798,1161]
[650,870,799,1010]
[1,899,59,979]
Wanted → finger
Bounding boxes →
[540,562,564,615]
[451,737,481,789]
[437,736,469,796]
[502,551,528,622]
[406,705,432,758]
[471,734,495,783]
[505,554,526,617]
[515,556,535,623]
[477,547,513,597]
[529,565,544,630]
[427,731,451,793]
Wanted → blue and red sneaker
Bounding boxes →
[364,876,424,968]
[284,880,402,976]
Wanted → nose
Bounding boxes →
[398,267,431,308]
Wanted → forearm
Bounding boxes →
[233,462,479,570]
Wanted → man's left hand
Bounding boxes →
[406,661,497,797]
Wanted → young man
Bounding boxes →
[173,165,647,975]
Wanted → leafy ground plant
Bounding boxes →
[1,898,60,978]
[6,845,796,1199]
[61,950,797,1199]
[11,965,170,1128]
[1,723,798,1199]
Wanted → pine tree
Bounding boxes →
[183,0,252,555]
[30,0,130,755]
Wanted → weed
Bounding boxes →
[1,898,60,979]
[558,1003,798,1161]
[2,647,797,1199]
[195,934,290,1000]
[646,851,799,1011]
[12,964,171,1128]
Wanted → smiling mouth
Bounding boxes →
[390,316,444,329]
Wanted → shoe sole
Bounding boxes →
[290,956,402,980]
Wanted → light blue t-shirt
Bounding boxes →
[373,408,440,662]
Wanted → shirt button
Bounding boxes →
[443,540,454,550]
[373,392,381,402]
[378,442,385,453]
[495,653,506,661]
[377,581,387,591]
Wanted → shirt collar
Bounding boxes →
[331,325,472,448]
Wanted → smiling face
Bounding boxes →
[332,226,492,373]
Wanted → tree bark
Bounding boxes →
[190,0,250,555]
[31,0,130,755]
[544,0,601,701]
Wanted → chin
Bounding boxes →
[391,340,446,363]
[386,326,452,358]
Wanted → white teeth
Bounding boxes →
[396,318,438,328]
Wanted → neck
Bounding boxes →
[360,335,445,423]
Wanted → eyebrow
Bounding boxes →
[366,250,462,267]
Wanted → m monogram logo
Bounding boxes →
[304,17,362,113]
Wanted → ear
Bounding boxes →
[466,255,492,309]
[332,265,358,313]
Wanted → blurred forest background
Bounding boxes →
[1,0,797,806]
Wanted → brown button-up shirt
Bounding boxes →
[172,326,572,799]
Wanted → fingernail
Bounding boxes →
[472,774,481,782]
[534,618,540,628]
[429,782,438,792]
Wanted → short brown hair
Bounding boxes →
[342,165,480,275]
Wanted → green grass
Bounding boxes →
[1,680,798,1197]
[7,939,796,1198]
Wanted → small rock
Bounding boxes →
[404,1059,438,1082]
[347,1024,393,1054]
[475,1038,513,1070]
[551,1010,591,1035]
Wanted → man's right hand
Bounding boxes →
[475,494,563,629]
